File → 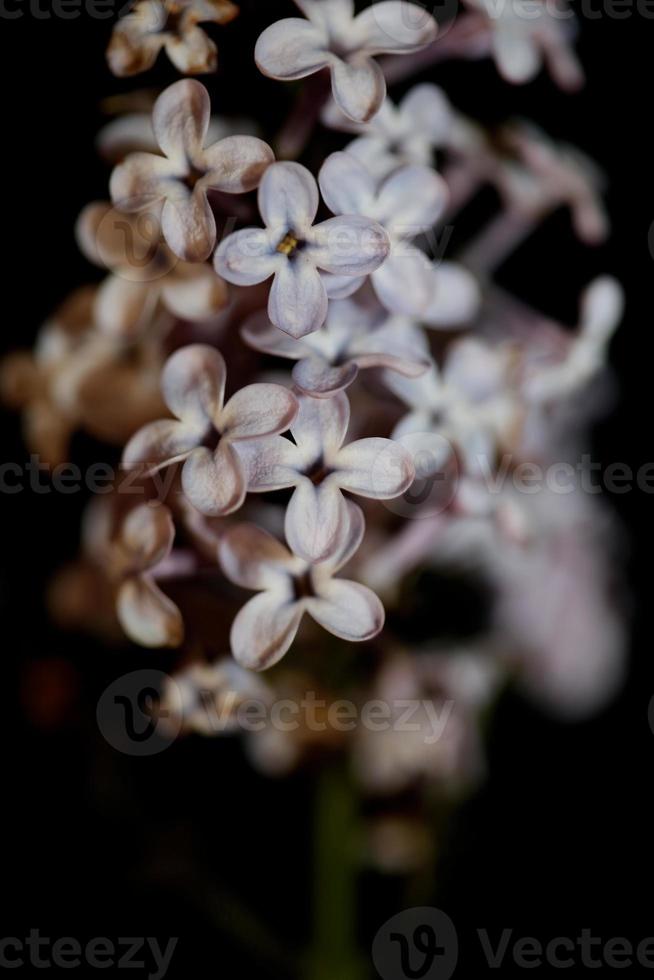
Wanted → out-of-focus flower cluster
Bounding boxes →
[4,0,627,849]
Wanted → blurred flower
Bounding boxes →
[123,344,299,515]
[161,658,270,735]
[322,83,453,178]
[318,152,448,314]
[76,201,228,338]
[238,389,414,562]
[107,0,239,77]
[463,0,583,90]
[215,161,390,337]
[255,0,437,123]
[110,80,274,262]
[241,291,430,398]
[219,505,384,669]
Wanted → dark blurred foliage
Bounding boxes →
[1,3,653,976]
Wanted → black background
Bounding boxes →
[1,1,652,976]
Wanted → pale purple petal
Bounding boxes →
[376,164,448,233]
[259,161,319,235]
[423,262,481,327]
[372,244,436,315]
[230,591,304,670]
[400,83,452,143]
[214,228,280,286]
[237,436,304,491]
[268,256,328,338]
[117,576,184,648]
[220,383,299,440]
[322,272,366,299]
[255,17,330,80]
[152,79,210,166]
[310,216,389,276]
[318,498,366,573]
[162,344,226,427]
[109,152,177,211]
[201,135,275,194]
[182,441,246,516]
[318,150,376,216]
[290,389,350,460]
[241,310,310,359]
[354,1,437,54]
[334,437,414,498]
[493,24,541,83]
[330,55,386,123]
[161,188,216,262]
[122,419,201,471]
[219,522,299,590]
[285,477,351,563]
[292,356,358,397]
[306,579,384,640]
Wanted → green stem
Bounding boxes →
[307,763,366,980]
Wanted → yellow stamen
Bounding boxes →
[277,233,299,256]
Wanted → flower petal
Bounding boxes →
[214,228,280,286]
[285,478,350,563]
[162,344,226,426]
[292,356,358,397]
[330,54,386,123]
[117,575,184,648]
[219,522,299,590]
[400,83,452,144]
[121,502,175,569]
[164,26,217,75]
[334,437,415,498]
[306,578,384,640]
[255,17,330,80]
[372,244,435,315]
[268,256,328,338]
[423,262,481,327]
[237,435,304,491]
[122,419,201,471]
[354,1,437,54]
[110,152,178,211]
[182,441,247,516]
[310,216,389,276]
[259,161,319,235]
[318,498,366,573]
[322,272,366,299]
[376,164,448,234]
[202,135,275,194]
[318,150,376,216]
[493,24,541,83]
[153,79,210,165]
[95,276,158,339]
[161,187,216,262]
[161,264,229,320]
[290,389,350,460]
[220,383,299,440]
[230,591,303,670]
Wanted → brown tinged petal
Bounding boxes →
[117,575,184,647]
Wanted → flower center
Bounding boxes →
[277,232,300,257]
[184,162,207,190]
[292,570,315,600]
[306,457,333,486]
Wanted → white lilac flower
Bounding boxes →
[240,292,430,398]
[237,390,414,563]
[76,202,229,338]
[463,0,583,90]
[318,151,448,315]
[122,344,299,516]
[161,659,271,735]
[255,0,437,124]
[107,0,239,77]
[385,337,516,478]
[110,80,275,262]
[219,505,385,670]
[523,277,624,403]
[214,161,390,338]
[321,83,454,179]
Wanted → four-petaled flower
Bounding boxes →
[76,201,228,338]
[110,80,274,262]
[322,83,454,179]
[122,344,299,515]
[255,0,437,123]
[463,0,583,90]
[241,292,430,398]
[214,161,390,338]
[318,151,448,315]
[219,504,384,670]
[107,0,239,77]
[237,389,414,562]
